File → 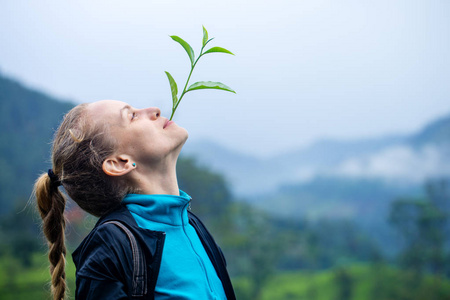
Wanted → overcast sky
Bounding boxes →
[1,0,449,157]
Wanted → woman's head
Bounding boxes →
[34,100,188,299]
[51,101,127,216]
[88,100,188,179]
[49,99,188,216]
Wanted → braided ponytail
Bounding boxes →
[34,103,136,299]
[34,172,67,300]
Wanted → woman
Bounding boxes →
[34,100,235,300]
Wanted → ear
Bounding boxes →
[102,154,135,177]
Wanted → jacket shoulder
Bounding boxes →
[72,222,134,281]
[72,206,166,298]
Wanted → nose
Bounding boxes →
[144,107,161,120]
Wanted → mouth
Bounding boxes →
[163,119,174,129]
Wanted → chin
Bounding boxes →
[180,133,189,147]
[181,128,189,141]
[175,129,189,151]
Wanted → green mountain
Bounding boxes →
[0,73,74,213]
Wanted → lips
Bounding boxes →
[163,119,173,129]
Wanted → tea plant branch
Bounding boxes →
[169,38,211,119]
[165,26,235,120]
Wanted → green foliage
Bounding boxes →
[186,81,235,93]
[334,267,353,300]
[170,35,195,66]
[203,46,234,55]
[0,73,74,214]
[177,156,232,227]
[222,203,282,299]
[3,260,450,300]
[164,71,178,107]
[165,26,235,120]
[233,264,450,300]
[255,177,421,258]
[0,200,41,266]
[0,252,76,300]
[389,179,450,276]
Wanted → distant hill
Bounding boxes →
[0,73,74,213]
[183,114,450,197]
[181,139,267,193]
[409,114,450,147]
[181,119,449,259]
[182,106,450,244]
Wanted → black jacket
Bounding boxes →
[72,205,236,300]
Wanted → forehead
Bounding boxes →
[87,100,129,124]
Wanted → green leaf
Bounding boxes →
[203,47,234,55]
[202,26,208,47]
[186,81,236,93]
[170,35,195,66]
[165,71,178,107]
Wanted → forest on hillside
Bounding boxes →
[1,73,450,299]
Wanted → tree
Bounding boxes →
[0,199,41,267]
[334,267,353,300]
[177,156,232,229]
[224,203,281,300]
[389,179,450,277]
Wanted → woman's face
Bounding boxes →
[87,100,188,166]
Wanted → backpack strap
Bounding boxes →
[104,220,147,298]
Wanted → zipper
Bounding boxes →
[181,201,217,295]
[189,212,236,300]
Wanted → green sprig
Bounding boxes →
[165,26,235,121]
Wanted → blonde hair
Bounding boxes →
[34,103,133,299]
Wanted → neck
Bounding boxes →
[131,156,180,196]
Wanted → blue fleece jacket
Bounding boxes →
[122,191,227,300]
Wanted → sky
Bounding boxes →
[1,0,449,157]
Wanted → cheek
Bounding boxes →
[113,133,135,153]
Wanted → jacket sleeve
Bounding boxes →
[74,224,134,300]
[76,277,129,300]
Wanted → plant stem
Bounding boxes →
[169,46,205,120]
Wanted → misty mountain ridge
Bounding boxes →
[183,113,450,197]
[183,117,449,229]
